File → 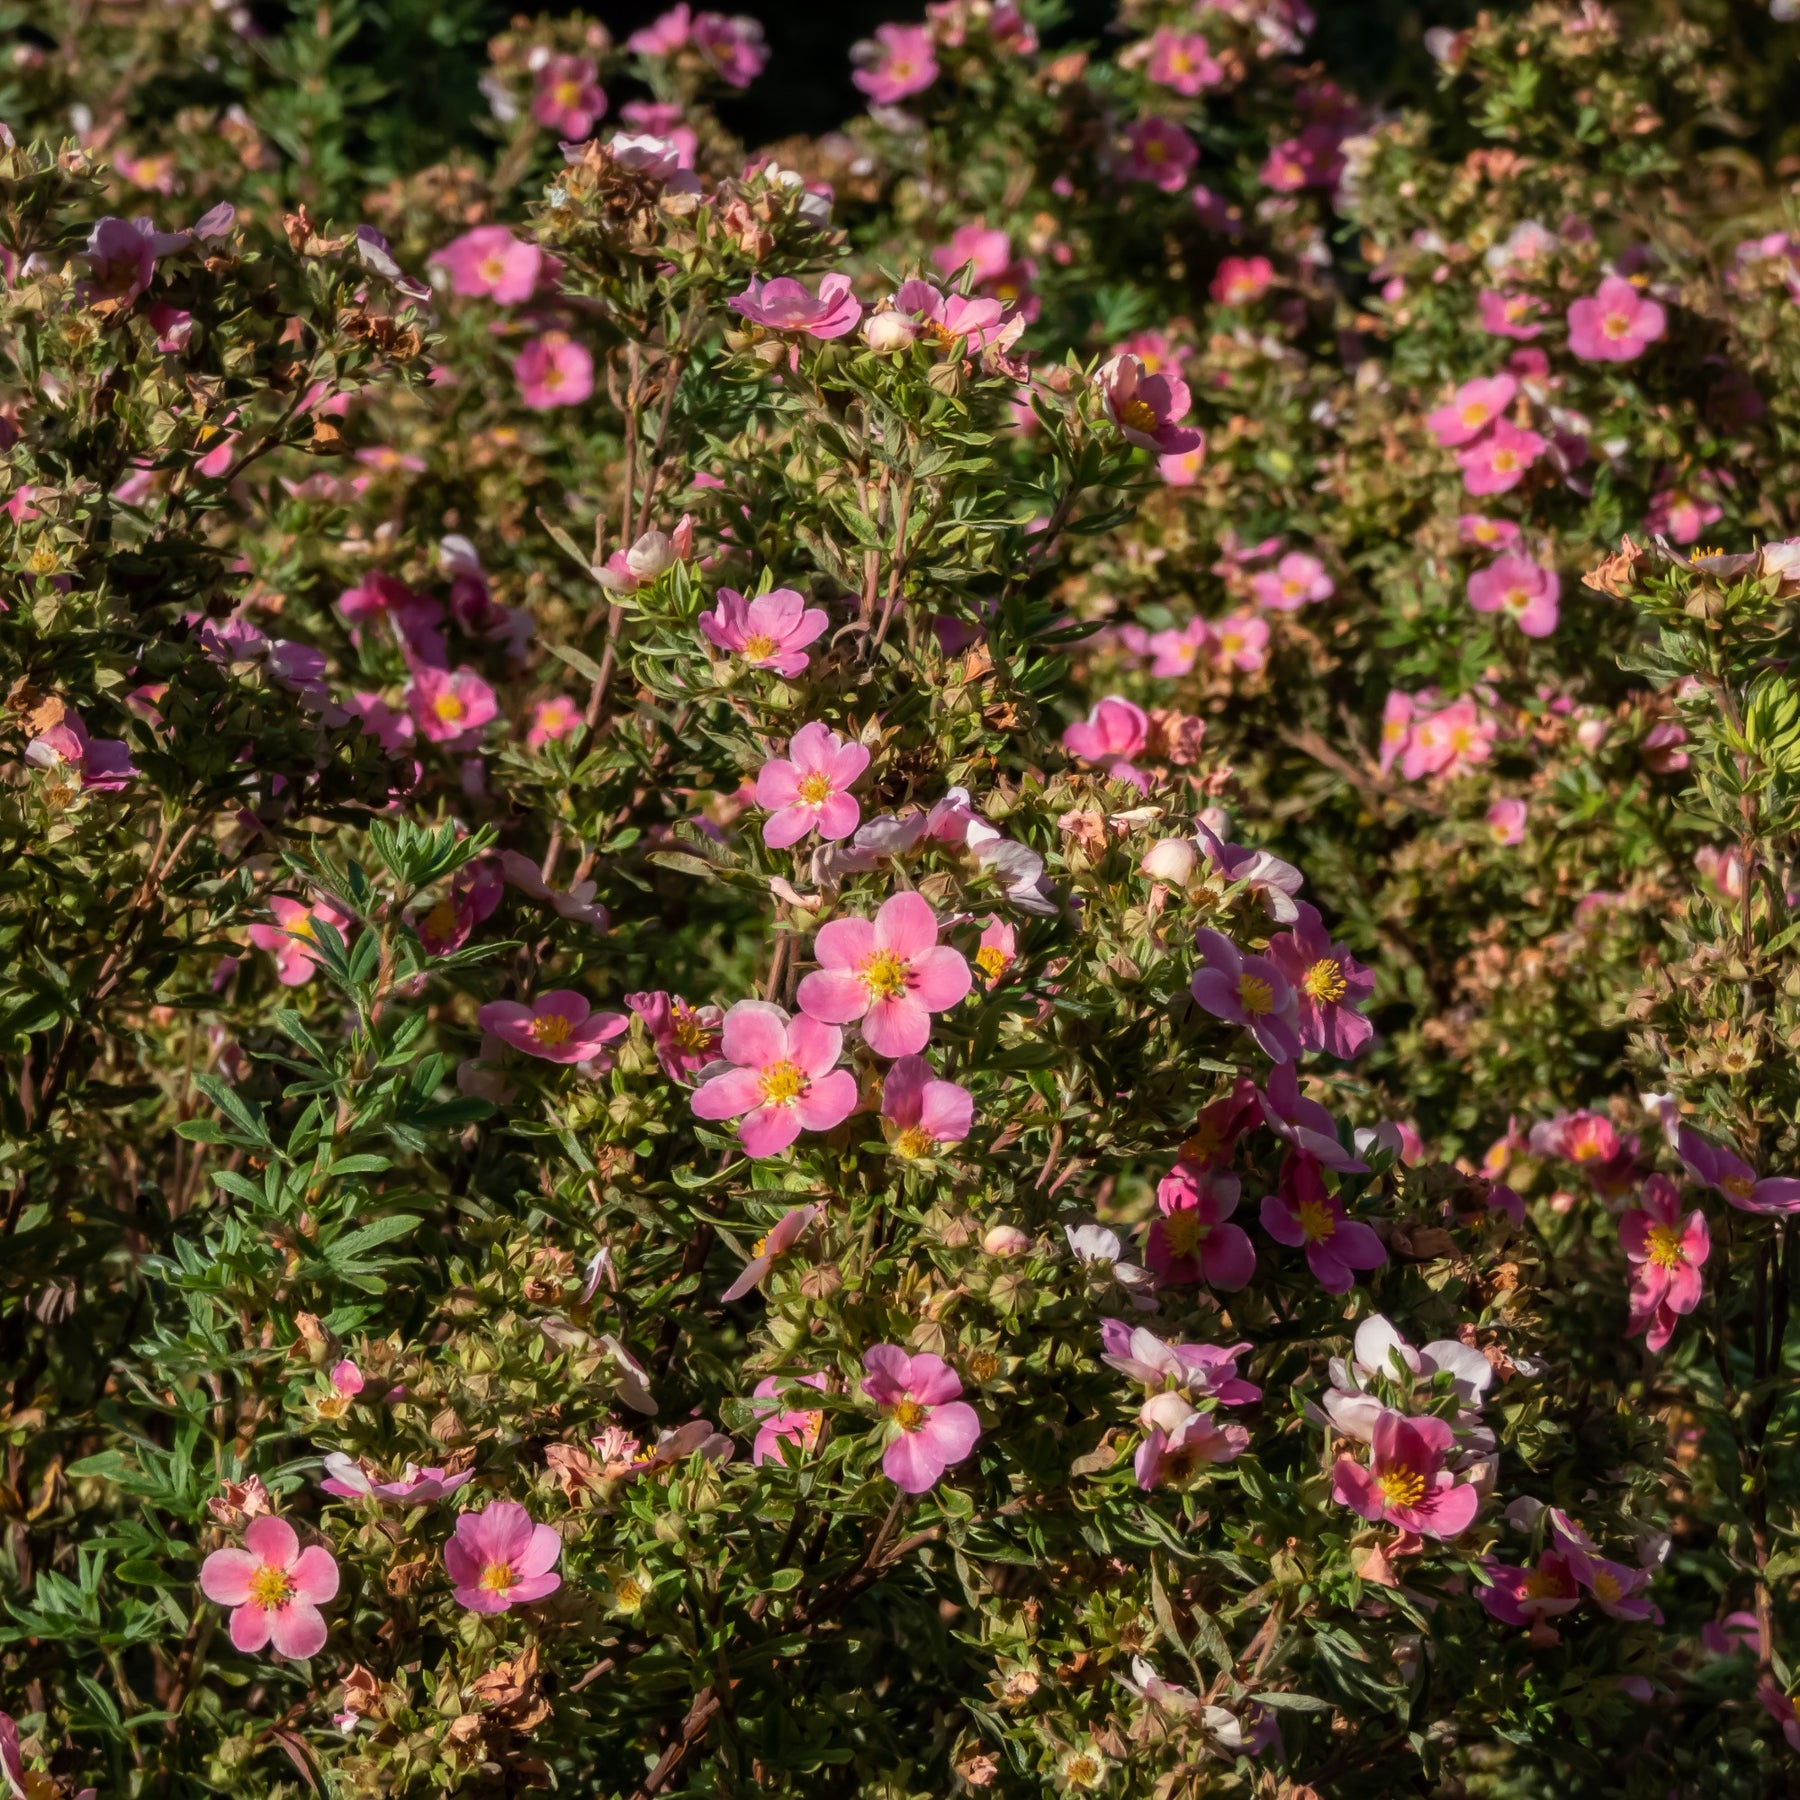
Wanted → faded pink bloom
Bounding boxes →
[1211,256,1274,306]
[932,223,1012,286]
[1098,354,1202,456]
[1144,27,1223,93]
[890,278,1010,350]
[861,1346,981,1492]
[1135,1405,1249,1489]
[1674,1126,1800,1215]
[443,1500,561,1613]
[527,694,580,747]
[626,990,723,1081]
[200,1515,339,1658]
[1258,1062,1368,1173]
[751,1372,829,1466]
[1621,1173,1709,1352]
[1121,116,1198,190]
[690,1000,858,1157]
[852,22,937,102]
[881,1054,974,1156]
[513,332,594,409]
[1467,554,1560,637]
[532,55,606,138]
[1099,1319,1260,1404]
[1477,289,1546,339]
[756,721,870,847]
[431,226,542,304]
[1567,275,1665,363]
[1458,514,1520,551]
[1456,419,1547,495]
[1191,927,1302,1063]
[24,708,136,791]
[478,990,628,1066]
[1644,483,1723,545]
[1426,373,1518,448]
[700,586,829,676]
[406,666,497,747]
[248,896,353,987]
[1062,694,1151,786]
[1481,1553,1580,1625]
[1331,1407,1478,1539]
[82,215,188,307]
[595,522,688,594]
[1249,550,1334,611]
[721,1202,819,1302]
[1529,1109,1619,1167]
[1146,1162,1255,1290]
[797,891,972,1057]
[1486,797,1528,845]
[1194,821,1305,924]
[729,273,862,340]
[1212,610,1269,673]
[1267,905,1374,1059]
[320,1454,474,1503]
[1261,1155,1386,1292]
[1694,843,1746,902]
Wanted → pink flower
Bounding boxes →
[1211,256,1274,306]
[1477,289,1546,340]
[1146,617,1211,677]
[595,522,688,593]
[1620,1173,1709,1352]
[1426,373,1518,448]
[721,1202,819,1302]
[1674,1126,1800,1214]
[24,708,136,791]
[1568,1551,1655,1621]
[443,1500,562,1613]
[1063,694,1151,786]
[630,8,693,58]
[1758,1679,1800,1752]
[532,55,606,138]
[1466,554,1560,638]
[82,215,188,306]
[248,896,353,987]
[626,990,723,1081]
[1261,1155,1386,1292]
[478,990,628,1065]
[320,1454,475,1503]
[693,11,767,86]
[200,1515,339,1658]
[1458,514,1520,551]
[1701,1611,1762,1659]
[700,586,829,676]
[1159,442,1207,485]
[1644,484,1723,545]
[881,1054,974,1155]
[861,1345,982,1492]
[431,226,542,304]
[975,916,1016,985]
[1146,1161,1256,1290]
[1100,1319,1260,1405]
[1212,610,1269,673]
[751,1372,829,1466]
[690,1000,858,1157]
[1194,822,1305,923]
[756,721,870,847]
[1267,906,1374,1059]
[1120,116,1198,191]
[889,278,1010,351]
[729,273,862,340]
[1567,274,1665,363]
[1190,927,1302,1063]
[1480,1553,1580,1625]
[797,891,972,1057]
[513,332,594,409]
[527,694,581,747]
[1249,551,1333,611]
[1135,1408,1249,1489]
[1400,697,1495,782]
[1377,690,1413,774]
[852,23,938,102]
[1098,354,1202,456]
[1485,797,1528,845]
[1258,1063,1368,1172]
[406,665,497,747]
[932,223,1013,286]
[1144,28,1223,94]
[1456,419,1547,495]
[1331,1407,1478,1540]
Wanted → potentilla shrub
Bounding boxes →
[2,2,1800,1798]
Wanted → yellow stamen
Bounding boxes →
[1118,397,1160,434]
[741,632,776,661]
[892,1398,927,1431]
[893,1126,933,1159]
[797,771,833,806]
[975,945,1010,980]
[1160,1209,1204,1256]
[860,948,910,1000]
[1238,973,1274,1016]
[1296,1199,1336,1242]
[248,1565,293,1608]
[1303,957,1347,1002]
[1645,1224,1683,1270]
[1377,1468,1426,1509]
[531,1012,574,1048]
[758,1060,806,1105]
[479,1561,515,1593]
[433,693,465,723]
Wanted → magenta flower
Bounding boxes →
[721,1202,819,1302]
[320,1454,475,1503]
[1144,28,1223,94]
[756,721,870,847]
[1675,1125,1800,1214]
[527,694,580,747]
[1467,553,1560,638]
[1120,116,1198,191]
[1477,289,1546,340]
[1063,694,1151,786]
[751,1372,829,1466]
[1145,1161,1256,1290]
[1331,1408,1479,1540]
[1759,1680,1800,1752]
[405,666,497,747]
[1620,1173,1709,1352]
[24,707,137,791]
[1486,797,1528,845]
[200,1515,339,1658]
[513,331,594,410]
[478,990,629,1065]
[699,586,829,676]
[852,22,938,102]
[1260,1155,1386,1293]
[690,999,858,1157]
[1099,1319,1261,1405]
[532,54,606,138]
[431,226,542,304]
[626,990,723,1081]
[1426,373,1518,449]
[443,1500,562,1614]
[1456,419,1547,495]
[1567,274,1666,363]
[1266,906,1375,1059]
[248,895,353,987]
[1567,1551,1655,1621]
[797,891,972,1057]
[861,1345,981,1492]
[1097,355,1202,456]
[890,278,1010,351]
[1211,256,1274,306]
[1480,1553,1580,1625]
[1257,1063,1368,1172]
[693,11,767,86]
[1134,1406,1250,1490]
[729,273,862,340]
[881,1054,974,1156]
[1190,927,1302,1063]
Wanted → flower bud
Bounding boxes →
[983,1223,1032,1257]
[863,310,917,353]
[624,529,674,581]
[1137,1390,1196,1434]
[1140,836,1198,883]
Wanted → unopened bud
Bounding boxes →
[1140,837,1198,884]
[983,1223,1032,1258]
[863,310,917,353]
[624,529,674,582]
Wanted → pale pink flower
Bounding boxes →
[200,1515,339,1657]
[932,223,1012,286]
[248,896,353,987]
[1194,821,1305,923]
[320,1454,474,1503]
[1466,554,1560,637]
[478,990,628,1065]
[1147,618,1211,677]
[1249,550,1333,611]
[24,708,136,791]
[443,1501,561,1613]
[751,1372,828,1466]
[1144,27,1223,93]
[532,55,606,139]
[1211,610,1269,673]
[1675,1126,1800,1215]
[1486,797,1528,845]
[1135,1407,1249,1488]
[513,332,594,409]
[1211,255,1274,306]
[881,1053,974,1156]
[721,1202,819,1302]
[890,278,1010,350]
[1159,442,1206,485]
[527,694,580,747]
[1401,697,1494,781]
[406,665,497,747]
[630,8,694,58]
[595,522,689,593]
[862,1345,981,1492]
[1426,373,1518,448]
[756,721,870,847]
[1145,1162,1255,1290]
[1458,514,1520,551]
[1331,1407,1479,1539]
[1567,275,1665,363]
[797,891,972,1057]
[1260,1154,1386,1292]
[626,990,723,1081]
[1098,354,1202,456]
[975,916,1016,985]
[729,273,862,340]
[1063,694,1150,784]
[852,23,938,102]
[81,215,188,307]
[431,226,542,304]
[1456,419,1546,495]
[1644,484,1723,545]
[690,1000,858,1157]
[700,586,829,676]
[1120,116,1198,190]
[1190,927,1302,1062]
[1477,289,1546,339]
[1099,1320,1260,1405]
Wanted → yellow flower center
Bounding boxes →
[24,546,59,575]
[892,1398,928,1432]
[424,899,457,939]
[797,771,833,806]
[1603,312,1631,338]
[479,1561,516,1593]
[1524,1566,1569,1601]
[1237,973,1275,1016]
[1296,1199,1336,1242]
[672,1007,713,1051]
[1064,1753,1103,1787]
[894,1126,933,1158]
[1721,1175,1754,1201]
[613,1575,646,1610]
[861,948,910,999]
[1377,1468,1426,1509]
[1303,957,1347,1002]
[479,256,506,283]
[248,1565,294,1608]
[532,1012,574,1047]
[758,1060,806,1105]
[1646,1223,1683,1270]
[555,80,581,107]
[1144,139,1167,163]
[1593,1572,1622,1603]
[289,915,317,942]
[1504,586,1532,612]
[741,632,776,660]
[1161,1208,1205,1256]
[1118,397,1160,433]
[975,945,1010,980]
[433,693,465,723]
[750,1233,770,1258]
[1460,402,1489,426]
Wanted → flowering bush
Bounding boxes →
[4,1,1800,1795]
